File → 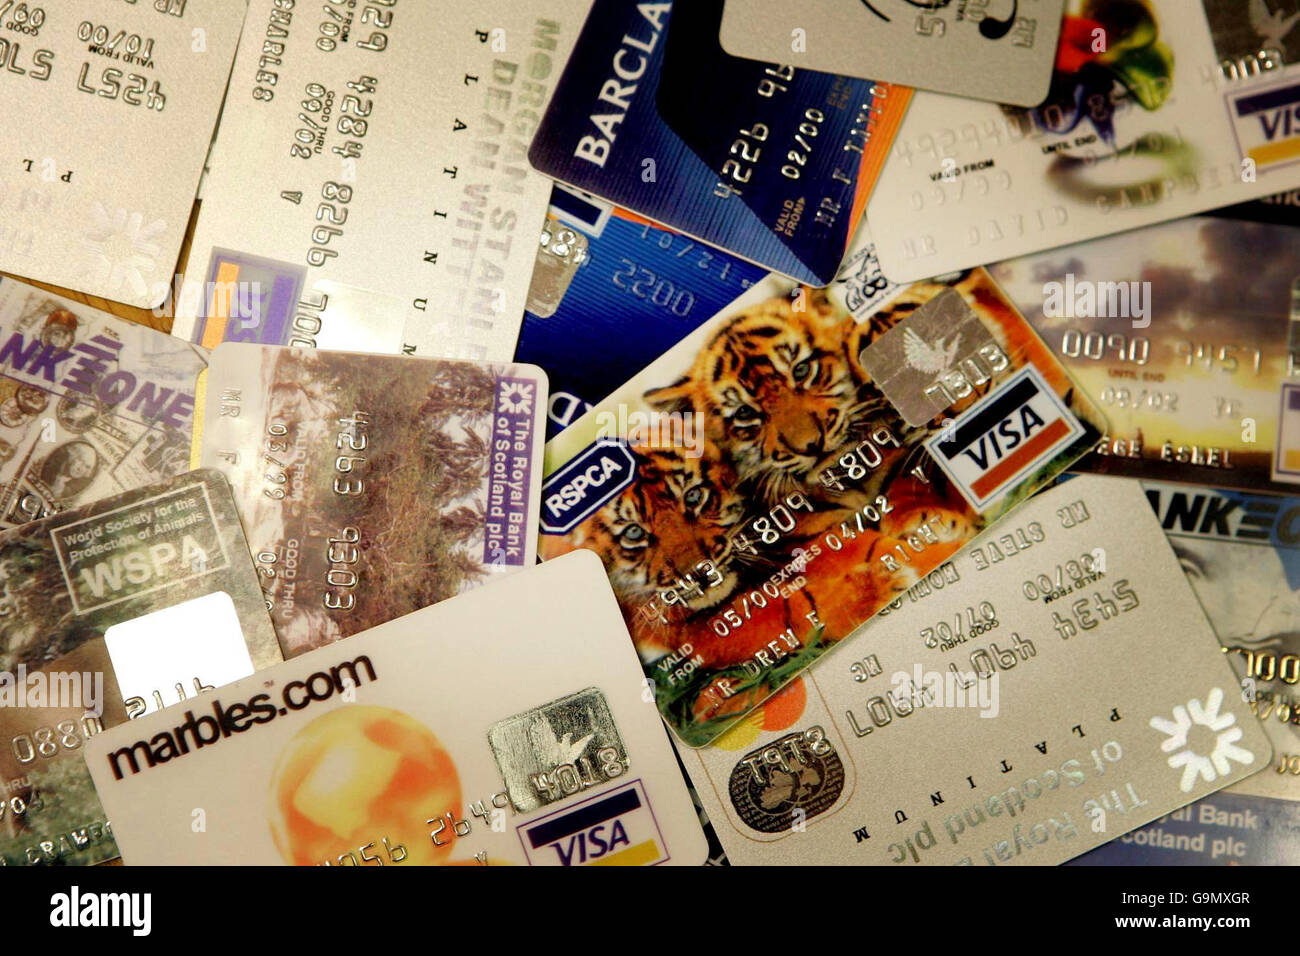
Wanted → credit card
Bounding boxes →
[867,0,1300,283]
[0,469,281,866]
[989,217,1298,493]
[0,278,208,529]
[718,0,1065,107]
[678,476,1271,866]
[0,0,242,308]
[528,0,910,287]
[199,344,547,658]
[539,267,1104,745]
[84,550,709,866]
[514,187,768,439]
[172,0,591,362]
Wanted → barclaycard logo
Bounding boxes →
[540,439,636,534]
[926,366,1082,511]
[1229,80,1300,172]
[519,779,668,866]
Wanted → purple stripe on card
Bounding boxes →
[484,376,538,566]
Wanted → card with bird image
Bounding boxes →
[84,550,708,866]
[198,344,547,659]
[527,0,910,287]
[0,468,281,867]
[538,266,1104,746]
[0,278,208,530]
[676,475,1271,866]
[866,0,1300,284]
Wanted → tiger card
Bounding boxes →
[540,270,1105,746]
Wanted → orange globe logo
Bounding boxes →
[268,706,461,866]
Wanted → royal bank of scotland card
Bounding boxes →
[528,0,911,287]
[0,0,242,307]
[678,477,1270,866]
[0,469,280,866]
[0,279,207,529]
[85,551,708,866]
[540,266,1103,746]
[867,0,1300,283]
[200,344,546,658]
[173,0,591,362]
[719,0,1065,107]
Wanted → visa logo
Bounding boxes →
[552,820,631,865]
[539,440,636,533]
[1257,105,1300,142]
[520,780,668,867]
[1230,81,1300,171]
[958,405,1047,470]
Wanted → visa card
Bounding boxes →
[528,0,910,287]
[867,0,1300,283]
[0,278,207,529]
[172,0,592,362]
[199,344,547,658]
[0,469,281,866]
[84,551,708,866]
[678,476,1272,866]
[989,216,1298,494]
[514,187,768,439]
[539,267,1104,745]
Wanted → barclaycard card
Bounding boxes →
[83,551,709,866]
[527,0,910,287]
[199,344,547,658]
[718,0,1066,108]
[172,0,591,362]
[515,187,768,439]
[0,0,242,308]
[866,0,1300,284]
[0,469,281,866]
[539,267,1104,746]
[0,278,207,529]
[989,217,1298,494]
[677,476,1272,866]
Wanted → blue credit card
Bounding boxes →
[1070,791,1300,866]
[527,0,908,287]
[514,188,767,439]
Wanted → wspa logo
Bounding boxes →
[49,886,151,936]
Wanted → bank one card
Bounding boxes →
[0,469,280,866]
[85,551,708,866]
[867,0,1300,283]
[0,279,207,530]
[173,0,592,362]
[718,0,1065,107]
[540,266,1104,746]
[677,476,1270,866]
[0,0,242,308]
[528,0,910,287]
[199,344,547,658]
[990,217,1297,494]
[515,187,768,439]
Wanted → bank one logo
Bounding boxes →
[519,779,668,866]
[540,440,636,533]
[49,886,151,936]
[925,366,1084,511]
[1228,78,1300,174]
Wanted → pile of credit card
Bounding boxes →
[3,0,1300,869]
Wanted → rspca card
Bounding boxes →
[867,0,1300,284]
[539,266,1104,746]
[172,0,592,362]
[528,0,911,288]
[990,217,1298,494]
[718,0,1065,108]
[0,0,243,308]
[514,187,767,439]
[199,344,547,658]
[0,469,281,867]
[84,551,709,866]
[677,476,1271,866]
[0,278,208,529]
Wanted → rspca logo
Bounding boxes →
[540,440,636,534]
[926,366,1083,511]
[519,779,668,866]
[1229,79,1300,173]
